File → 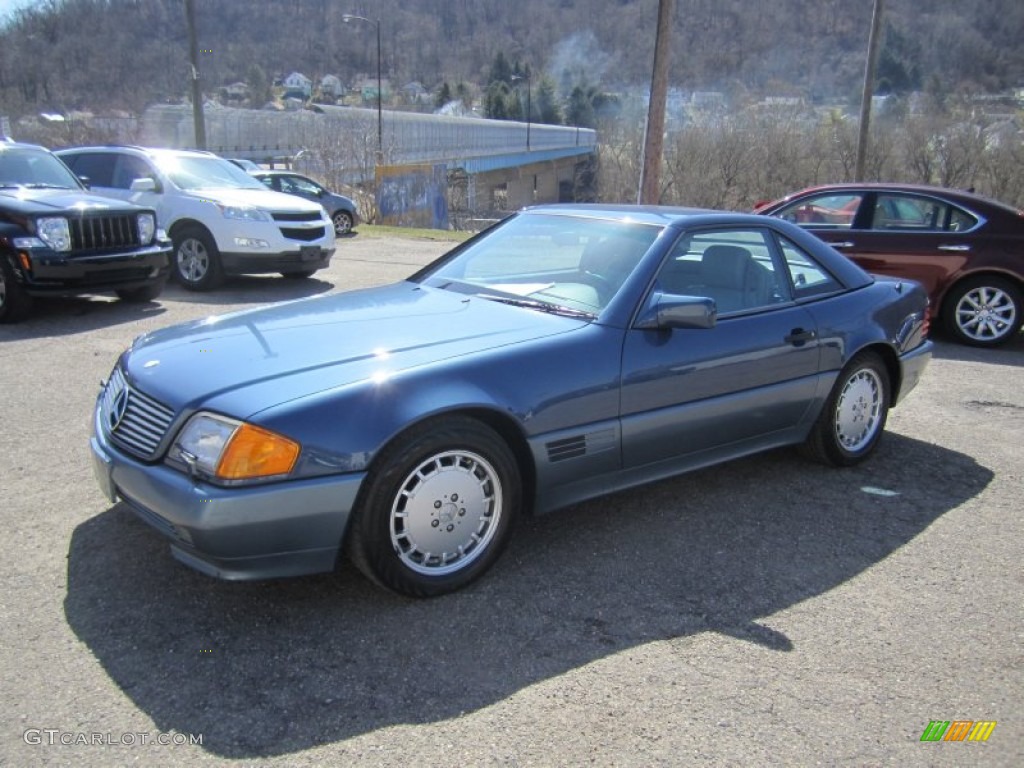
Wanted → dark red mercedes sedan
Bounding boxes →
[756,184,1024,347]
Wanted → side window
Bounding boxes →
[286,176,321,195]
[776,236,842,298]
[871,194,942,231]
[948,206,979,232]
[63,153,115,187]
[774,193,863,229]
[657,229,785,314]
[257,176,274,190]
[112,155,155,190]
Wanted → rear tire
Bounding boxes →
[0,256,33,323]
[801,351,890,467]
[347,416,520,597]
[943,276,1022,347]
[172,226,224,291]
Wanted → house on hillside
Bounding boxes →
[320,75,346,101]
[221,82,250,103]
[282,72,312,100]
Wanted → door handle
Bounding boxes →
[830,241,855,248]
[784,328,817,345]
[938,244,971,252]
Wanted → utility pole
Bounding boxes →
[638,0,674,204]
[184,0,206,150]
[855,0,885,181]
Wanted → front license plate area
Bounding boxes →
[300,246,320,262]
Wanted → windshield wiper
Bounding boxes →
[476,293,595,319]
[22,183,75,189]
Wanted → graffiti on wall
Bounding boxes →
[376,163,449,230]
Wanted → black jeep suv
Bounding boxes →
[0,140,171,323]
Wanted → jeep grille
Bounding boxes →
[71,215,141,252]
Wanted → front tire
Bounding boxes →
[0,256,33,323]
[348,416,521,597]
[943,276,1022,347]
[801,351,890,467]
[172,226,224,291]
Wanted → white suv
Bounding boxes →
[57,146,335,290]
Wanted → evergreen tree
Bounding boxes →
[535,76,562,125]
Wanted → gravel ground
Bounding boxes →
[1,233,1021,767]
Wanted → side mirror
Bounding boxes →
[130,177,157,193]
[634,292,717,330]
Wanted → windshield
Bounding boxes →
[419,213,663,314]
[0,146,83,190]
[152,152,265,191]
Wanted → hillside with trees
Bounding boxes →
[1,0,1022,118]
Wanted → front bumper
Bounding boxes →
[22,242,171,296]
[895,339,933,405]
[90,403,364,580]
[219,246,333,275]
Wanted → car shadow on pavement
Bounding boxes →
[0,295,170,340]
[64,433,991,758]
[160,275,335,306]
[0,279,335,340]
[929,334,1024,366]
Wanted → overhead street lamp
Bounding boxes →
[341,13,382,158]
[511,70,532,151]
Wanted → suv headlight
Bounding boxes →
[137,213,156,244]
[36,217,72,252]
[168,412,300,483]
[217,204,272,223]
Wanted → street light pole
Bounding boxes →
[512,69,531,151]
[342,14,382,158]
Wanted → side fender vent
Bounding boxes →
[545,428,616,463]
[546,435,587,462]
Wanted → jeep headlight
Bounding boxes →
[168,412,300,482]
[36,217,72,252]
[217,204,272,223]
[137,213,156,244]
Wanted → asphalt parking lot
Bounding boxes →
[1,234,1021,767]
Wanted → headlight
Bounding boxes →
[217,205,272,223]
[137,213,156,244]
[36,217,72,252]
[168,413,300,482]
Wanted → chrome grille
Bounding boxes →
[100,366,176,459]
[71,215,141,252]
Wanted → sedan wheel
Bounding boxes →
[801,351,889,466]
[348,417,520,597]
[173,227,224,291]
[332,210,354,236]
[945,276,1022,347]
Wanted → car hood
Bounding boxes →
[122,282,589,416]
[186,186,324,213]
[0,187,146,216]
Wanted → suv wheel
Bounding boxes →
[332,210,354,236]
[173,226,224,291]
[0,256,33,323]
